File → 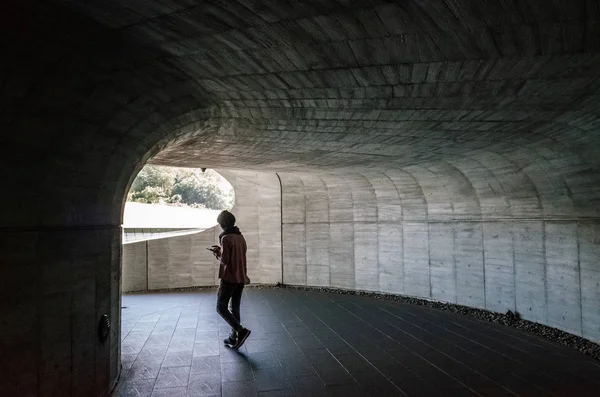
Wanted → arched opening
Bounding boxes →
[124,165,234,230]
[120,165,235,297]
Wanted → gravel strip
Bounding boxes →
[124,283,600,360]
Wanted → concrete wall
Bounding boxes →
[122,241,147,292]
[278,167,600,343]
[122,232,218,292]
[0,229,121,396]
[122,170,282,292]
[122,163,600,344]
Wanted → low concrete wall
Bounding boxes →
[122,241,147,292]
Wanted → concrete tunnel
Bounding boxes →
[2,0,600,395]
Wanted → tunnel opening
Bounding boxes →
[123,165,234,240]
[121,164,235,295]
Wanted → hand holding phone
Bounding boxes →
[206,245,221,259]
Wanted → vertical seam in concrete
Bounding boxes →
[275,173,284,284]
[441,161,484,305]
[316,174,331,287]
[400,168,429,298]
[336,173,355,289]
[428,222,433,299]
[491,149,544,217]
[36,233,41,396]
[256,172,261,284]
[577,221,583,336]
[359,172,379,292]
[379,171,404,294]
[453,222,457,304]
[69,246,73,397]
[512,220,517,312]
[146,241,149,291]
[93,246,98,394]
[373,176,380,292]
[298,175,307,286]
[482,221,487,310]
[543,221,548,325]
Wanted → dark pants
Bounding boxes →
[216,279,245,335]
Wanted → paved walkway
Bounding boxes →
[117,289,600,397]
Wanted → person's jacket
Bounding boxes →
[219,233,250,284]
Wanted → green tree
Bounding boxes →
[130,166,174,193]
[128,166,234,210]
[172,169,232,209]
[129,186,168,204]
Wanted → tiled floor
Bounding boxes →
[117,288,600,397]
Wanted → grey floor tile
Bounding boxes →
[314,366,354,387]
[247,351,282,369]
[285,326,313,338]
[124,331,152,344]
[195,331,219,342]
[258,390,298,397]
[271,344,304,358]
[126,360,162,380]
[294,335,325,350]
[253,367,291,392]
[219,341,248,355]
[193,341,220,357]
[151,386,187,397]
[245,338,274,353]
[146,334,173,346]
[287,375,327,395]
[219,348,250,363]
[118,378,155,397]
[222,380,258,397]
[188,373,222,396]
[162,351,192,367]
[222,363,254,382]
[122,354,138,371]
[334,353,373,374]
[191,355,221,375]
[152,326,176,335]
[280,360,316,377]
[120,290,600,397]
[122,342,146,355]
[324,383,371,397]
[154,366,191,389]
[168,339,196,353]
[138,345,169,358]
[304,349,341,369]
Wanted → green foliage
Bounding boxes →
[131,166,173,193]
[127,166,234,210]
[129,186,168,204]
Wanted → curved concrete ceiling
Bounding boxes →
[52,0,600,175]
[3,0,598,228]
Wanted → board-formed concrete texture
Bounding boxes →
[2,0,600,395]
